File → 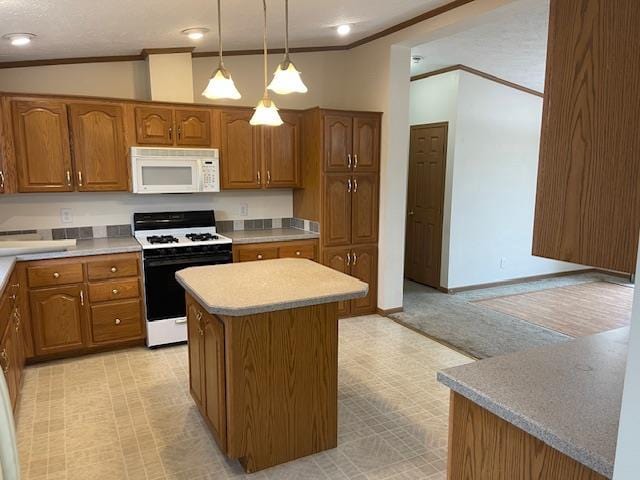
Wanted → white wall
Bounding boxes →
[0,190,292,231]
[614,238,640,479]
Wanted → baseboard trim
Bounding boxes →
[376,307,403,316]
[443,268,629,294]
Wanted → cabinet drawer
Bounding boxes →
[90,300,143,344]
[28,263,84,288]
[89,279,140,303]
[87,255,139,281]
[235,246,279,262]
[278,243,316,260]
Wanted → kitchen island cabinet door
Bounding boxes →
[220,109,261,189]
[323,174,352,246]
[204,314,227,451]
[12,100,73,193]
[187,300,206,410]
[69,103,129,191]
[134,106,174,146]
[175,109,211,147]
[263,112,300,188]
[350,246,377,316]
[29,285,86,356]
[351,173,379,245]
[322,247,352,317]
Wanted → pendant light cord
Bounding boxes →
[284,0,289,57]
[217,0,224,66]
[262,0,268,97]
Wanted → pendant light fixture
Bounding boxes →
[250,0,283,126]
[202,0,241,100]
[267,0,308,95]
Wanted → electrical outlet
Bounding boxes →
[240,203,249,217]
[60,208,73,224]
[500,257,507,269]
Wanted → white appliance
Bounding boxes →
[133,211,233,347]
[131,147,220,194]
[0,373,19,479]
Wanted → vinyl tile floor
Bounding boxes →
[16,315,472,480]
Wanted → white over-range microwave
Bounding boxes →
[131,146,220,194]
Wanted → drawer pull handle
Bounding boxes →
[112,289,119,295]
[110,267,117,273]
[257,254,263,260]
[53,272,60,279]
[0,349,8,374]
[295,251,301,256]
[115,318,121,325]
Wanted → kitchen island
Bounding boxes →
[176,258,368,473]
[438,328,627,480]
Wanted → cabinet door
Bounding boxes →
[69,103,128,191]
[187,300,205,409]
[29,285,86,356]
[12,100,73,192]
[324,114,353,172]
[1,326,18,409]
[175,109,211,147]
[134,106,174,145]
[220,110,261,189]
[323,174,352,246]
[353,115,380,172]
[351,173,379,245]
[350,246,377,316]
[322,247,352,317]
[204,314,227,451]
[12,307,25,391]
[263,112,300,188]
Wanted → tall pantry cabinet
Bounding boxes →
[294,108,381,316]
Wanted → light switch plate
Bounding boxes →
[240,203,249,216]
[60,208,73,224]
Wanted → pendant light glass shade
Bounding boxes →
[268,59,308,94]
[250,97,283,126]
[202,0,241,100]
[251,0,283,126]
[203,66,241,99]
[268,0,307,95]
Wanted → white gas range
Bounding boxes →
[133,210,233,347]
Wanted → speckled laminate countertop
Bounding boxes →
[0,256,17,293]
[176,257,367,316]
[438,327,628,479]
[13,237,141,261]
[226,228,319,244]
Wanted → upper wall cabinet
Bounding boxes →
[532,0,640,273]
[262,111,301,188]
[12,100,74,193]
[68,103,128,191]
[324,113,379,173]
[134,106,212,147]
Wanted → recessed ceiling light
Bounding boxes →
[336,24,351,36]
[181,28,209,41]
[3,33,35,46]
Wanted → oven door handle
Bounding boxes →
[144,256,231,268]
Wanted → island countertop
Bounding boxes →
[176,257,368,316]
[438,327,628,479]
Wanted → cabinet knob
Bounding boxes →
[295,251,301,256]
[110,266,117,273]
[53,272,60,279]
[112,289,119,295]
[257,254,263,260]
[115,318,121,325]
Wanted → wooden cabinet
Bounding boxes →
[186,296,227,451]
[323,174,352,246]
[233,239,318,263]
[351,174,379,245]
[352,115,380,172]
[324,113,379,173]
[532,0,640,273]
[322,245,377,316]
[0,271,25,411]
[29,284,86,356]
[68,103,128,191]
[12,99,73,192]
[263,111,301,188]
[134,106,212,147]
[23,252,145,359]
[220,108,301,190]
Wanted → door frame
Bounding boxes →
[404,121,448,289]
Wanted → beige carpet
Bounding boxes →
[474,281,634,338]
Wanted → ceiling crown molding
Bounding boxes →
[141,47,196,57]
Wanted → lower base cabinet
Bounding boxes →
[232,239,318,263]
[323,245,377,316]
[1,271,25,411]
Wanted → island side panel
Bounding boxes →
[447,392,608,480]
[223,302,339,473]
